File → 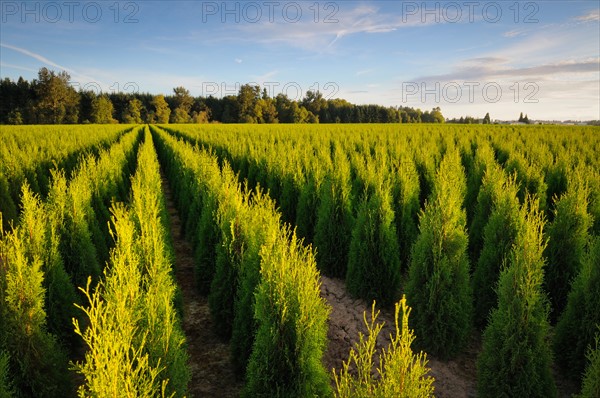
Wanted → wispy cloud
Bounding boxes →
[1,43,74,73]
[503,29,524,38]
[0,42,102,85]
[196,4,429,53]
[249,70,279,85]
[0,62,38,74]
[414,58,599,82]
[234,58,243,64]
[356,69,374,77]
[575,9,599,22]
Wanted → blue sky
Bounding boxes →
[1,0,599,120]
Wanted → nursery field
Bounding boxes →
[0,123,599,397]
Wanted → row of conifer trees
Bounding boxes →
[0,126,141,396]
[0,125,129,231]
[73,127,190,396]
[165,123,599,396]
[155,124,438,396]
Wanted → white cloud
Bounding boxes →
[234,58,242,64]
[194,3,428,54]
[575,9,600,22]
[0,62,38,74]
[503,29,524,38]
[356,69,374,77]
[249,70,279,85]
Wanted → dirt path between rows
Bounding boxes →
[320,275,577,398]
[320,275,477,397]
[161,174,243,398]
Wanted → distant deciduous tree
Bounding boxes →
[90,95,116,124]
[151,94,171,124]
[33,67,79,124]
[122,98,143,124]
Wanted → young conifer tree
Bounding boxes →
[230,188,281,375]
[314,145,354,278]
[406,149,472,359]
[391,154,420,270]
[333,296,434,398]
[578,331,600,398]
[0,186,70,397]
[346,181,401,307]
[545,170,592,322]
[477,198,556,398]
[244,228,330,397]
[554,237,600,382]
[74,206,163,397]
[471,167,521,329]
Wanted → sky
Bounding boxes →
[1,0,599,121]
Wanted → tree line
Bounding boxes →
[0,67,445,125]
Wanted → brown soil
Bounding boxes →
[320,275,577,398]
[320,275,478,397]
[161,174,243,398]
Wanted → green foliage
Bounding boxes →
[48,171,101,292]
[333,297,434,398]
[73,208,164,398]
[554,237,600,382]
[74,131,189,397]
[194,193,220,294]
[477,198,556,398]
[0,176,17,233]
[390,155,420,269]
[506,152,548,212]
[32,67,80,124]
[244,228,330,397]
[208,170,245,339]
[295,174,321,244]
[472,167,521,329]
[314,146,354,277]
[0,351,14,398]
[465,142,497,263]
[406,149,473,358]
[578,332,600,398]
[230,189,281,374]
[122,98,143,124]
[151,95,171,124]
[0,187,71,397]
[90,95,117,124]
[545,170,593,322]
[346,187,401,307]
[131,131,190,396]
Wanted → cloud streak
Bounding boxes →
[0,42,103,85]
[414,58,600,82]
